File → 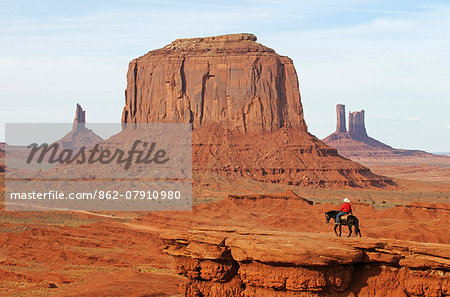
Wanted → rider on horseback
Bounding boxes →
[336,198,352,225]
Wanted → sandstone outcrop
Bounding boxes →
[348,110,368,139]
[1,105,102,176]
[162,229,449,297]
[323,104,450,165]
[132,191,450,296]
[335,104,346,134]
[121,34,393,188]
[58,103,102,150]
[191,126,393,187]
[121,33,306,132]
[73,103,86,128]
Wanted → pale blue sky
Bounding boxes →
[1,0,449,151]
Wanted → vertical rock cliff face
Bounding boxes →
[162,228,450,297]
[348,110,368,139]
[336,104,347,133]
[122,34,393,187]
[122,33,306,133]
[73,103,86,129]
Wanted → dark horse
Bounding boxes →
[325,210,362,237]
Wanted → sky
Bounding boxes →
[0,0,449,152]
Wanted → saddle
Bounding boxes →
[340,214,350,224]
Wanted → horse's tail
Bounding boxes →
[355,219,362,237]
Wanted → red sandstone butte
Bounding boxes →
[73,103,86,128]
[121,33,306,132]
[336,104,347,134]
[121,33,393,187]
[323,104,450,164]
[57,103,102,150]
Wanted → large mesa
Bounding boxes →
[121,34,393,187]
[121,33,306,132]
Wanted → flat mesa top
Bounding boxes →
[139,33,277,58]
[171,33,257,44]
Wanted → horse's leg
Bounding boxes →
[334,224,338,236]
[348,224,353,237]
[354,218,362,237]
[339,224,342,237]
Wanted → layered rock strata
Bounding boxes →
[162,229,449,297]
[121,34,393,187]
[121,33,306,132]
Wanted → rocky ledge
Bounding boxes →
[161,229,449,297]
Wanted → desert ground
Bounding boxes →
[0,162,449,296]
[0,33,449,296]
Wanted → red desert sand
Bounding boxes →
[0,34,448,296]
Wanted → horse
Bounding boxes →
[325,210,362,237]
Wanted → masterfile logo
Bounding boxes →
[26,140,170,170]
[5,123,192,211]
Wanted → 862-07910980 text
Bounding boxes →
[9,190,182,200]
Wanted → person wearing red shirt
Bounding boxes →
[336,198,352,225]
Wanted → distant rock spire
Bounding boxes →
[73,103,86,129]
[323,104,369,142]
[323,104,441,161]
[336,104,347,133]
[348,110,368,139]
